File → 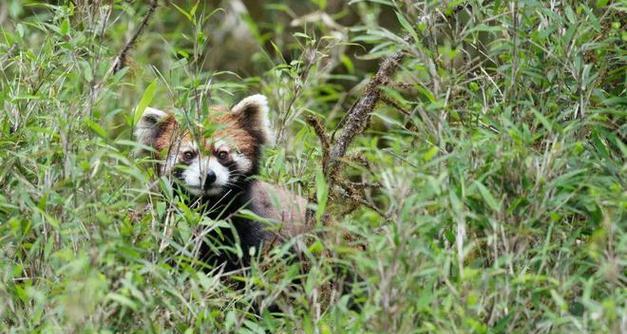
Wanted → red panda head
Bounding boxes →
[134,94,273,197]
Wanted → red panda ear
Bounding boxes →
[231,94,274,145]
[134,107,176,154]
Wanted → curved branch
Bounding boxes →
[326,45,407,180]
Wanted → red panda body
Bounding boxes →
[135,95,309,270]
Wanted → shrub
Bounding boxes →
[0,1,624,332]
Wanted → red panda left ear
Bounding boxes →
[134,107,176,155]
[231,94,274,145]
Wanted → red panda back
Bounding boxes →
[248,180,309,238]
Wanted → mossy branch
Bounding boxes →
[325,43,407,182]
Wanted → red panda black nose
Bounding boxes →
[203,170,216,190]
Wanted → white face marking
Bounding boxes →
[214,138,252,173]
[232,153,252,173]
[181,155,230,196]
[160,141,197,175]
[214,139,227,148]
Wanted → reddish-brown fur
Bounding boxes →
[155,107,257,161]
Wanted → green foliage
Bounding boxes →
[0,0,625,332]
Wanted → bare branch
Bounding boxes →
[326,44,407,180]
[111,0,158,74]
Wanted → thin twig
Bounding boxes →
[380,95,411,116]
[112,0,158,74]
[89,1,158,115]
[305,115,331,171]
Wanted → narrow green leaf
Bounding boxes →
[532,108,553,132]
[422,145,438,161]
[59,18,70,35]
[172,3,192,22]
[106,293,138,310]
[133,79,158,125]
[396,11,418,42]
[315,168,328,223]
[84,118,108,138]
[474,181,501,212]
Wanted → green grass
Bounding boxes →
[0,0,625,333]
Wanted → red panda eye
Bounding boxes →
[217,150,228,160]
[183,151,195,160]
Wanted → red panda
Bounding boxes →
[134,94,310,271]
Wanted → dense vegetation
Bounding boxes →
[0,0,625,332]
